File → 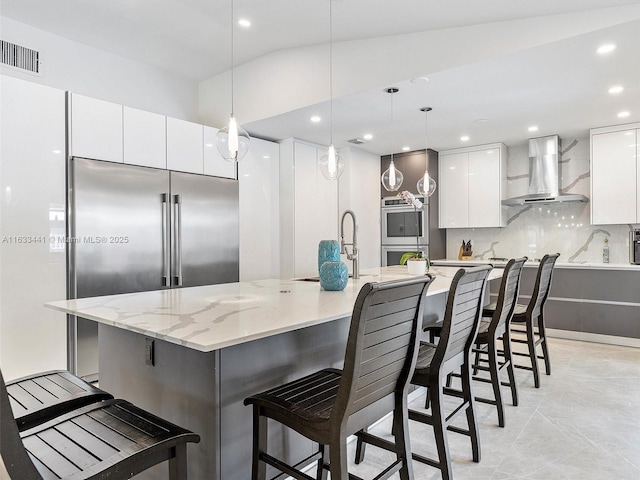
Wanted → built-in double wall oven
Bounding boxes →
[381,195,429,266]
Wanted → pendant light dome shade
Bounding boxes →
[319,144,345,180]
[382,159,403,191]
[217,115,250,162]
[416,106,437,197]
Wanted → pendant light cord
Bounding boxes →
[230,0,235,116]
[329,0,333,146]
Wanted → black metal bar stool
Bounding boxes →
[357,266,491,480]
[244,275,434,480]
[470,257,527,427]
[1,369,200,480]
[483,253,559,388]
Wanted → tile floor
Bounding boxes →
[347,337,640,479]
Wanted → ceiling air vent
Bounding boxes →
[348,138,366,144]
[1,39,41,76]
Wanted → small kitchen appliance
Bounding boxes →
[631,229,640,265]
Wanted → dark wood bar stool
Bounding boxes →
[470,257,527,427]
[1,369,200,480]
[483,253,559,388]
[244,276,434,480]
[5,370,113,432]
[355,266,490,480]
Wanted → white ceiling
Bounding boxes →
[2,0,640,154]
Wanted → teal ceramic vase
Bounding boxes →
[318,240,340,275]
[319,261,348,291]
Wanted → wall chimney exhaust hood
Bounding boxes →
[502,135,588,206]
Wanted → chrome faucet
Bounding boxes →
[340,210,359,279]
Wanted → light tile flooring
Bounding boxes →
[346,338,640,479]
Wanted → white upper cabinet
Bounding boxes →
[166,117,204,174]
[123,106,166,169]
[70,93,123,162]
[439,143,507,228]
[204,126,236,179]
[590,124,639,225]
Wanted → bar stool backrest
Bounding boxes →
[1,369,44,479]
[434,266,492,374]
[527,253,560,319]
[491,257,528,331]
[336,276,433,431]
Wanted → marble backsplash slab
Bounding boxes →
[445,136,639,264]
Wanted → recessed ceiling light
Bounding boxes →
[608,85,624,94]
[473,118,488,125]
[205,143,214,147]
[410,76,429,84]
[263,155,270,159]
[617,111,630,118]
[402,146,410,151]
[460,136,470,142]
[238,18,251,27]
[528,126,539,132]
[363,133,373,141]
[52,149,62,154]
[597,43,616,54]
[310,115,321,123]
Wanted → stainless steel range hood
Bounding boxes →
[502,135,588,206]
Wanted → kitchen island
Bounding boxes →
[46,265,502,480]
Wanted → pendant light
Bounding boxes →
[216,0,250,162]
[417,107,437,197]
[381,88,403,192]
[318,0,344,180]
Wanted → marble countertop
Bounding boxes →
[431,259,640,271]
[45,265,502,353]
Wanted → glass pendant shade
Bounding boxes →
[216,115,250,162]
[417,170,437,197]
[319,144,344,180]
[381,159,403,191]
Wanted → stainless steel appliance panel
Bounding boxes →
[381,245,429,267]
[71,158,170,296]
[381,195,429,246]
[631,229,640,265]
[170,172,239,287]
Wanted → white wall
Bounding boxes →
[338,147,382,270]
[1,16,199,121]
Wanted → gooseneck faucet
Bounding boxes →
[340,210,359,279]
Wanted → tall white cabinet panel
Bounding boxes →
[123,106,166,169]
[239,138,280,281]
[590,125,639,225]
[204,126,236,179]
[279,139,339,278]
[439,152,469,228]
[70,93,123,162]
[166,117,204,174]
[0,76,67,379]
[439,143,506,228]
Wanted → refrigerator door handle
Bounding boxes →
[161,193,171,287]
[173,194,183,287]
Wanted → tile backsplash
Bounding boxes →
[445,136,639,264]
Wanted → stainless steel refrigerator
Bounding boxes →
[67,157,239,380]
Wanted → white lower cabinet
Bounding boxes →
[590,124,640,225]
[280,139,339,278]
[0,76,67,379]
[123,106,166,169]
[439,143,507,228]
[239,138,280,280]
[166,117,204,174]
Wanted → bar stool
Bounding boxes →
[483,253,559,388]
[357,266,492,480]
[471,257,527,427]
[244,276,434,480]
[5,370,113,432]
[1,369,200,480]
